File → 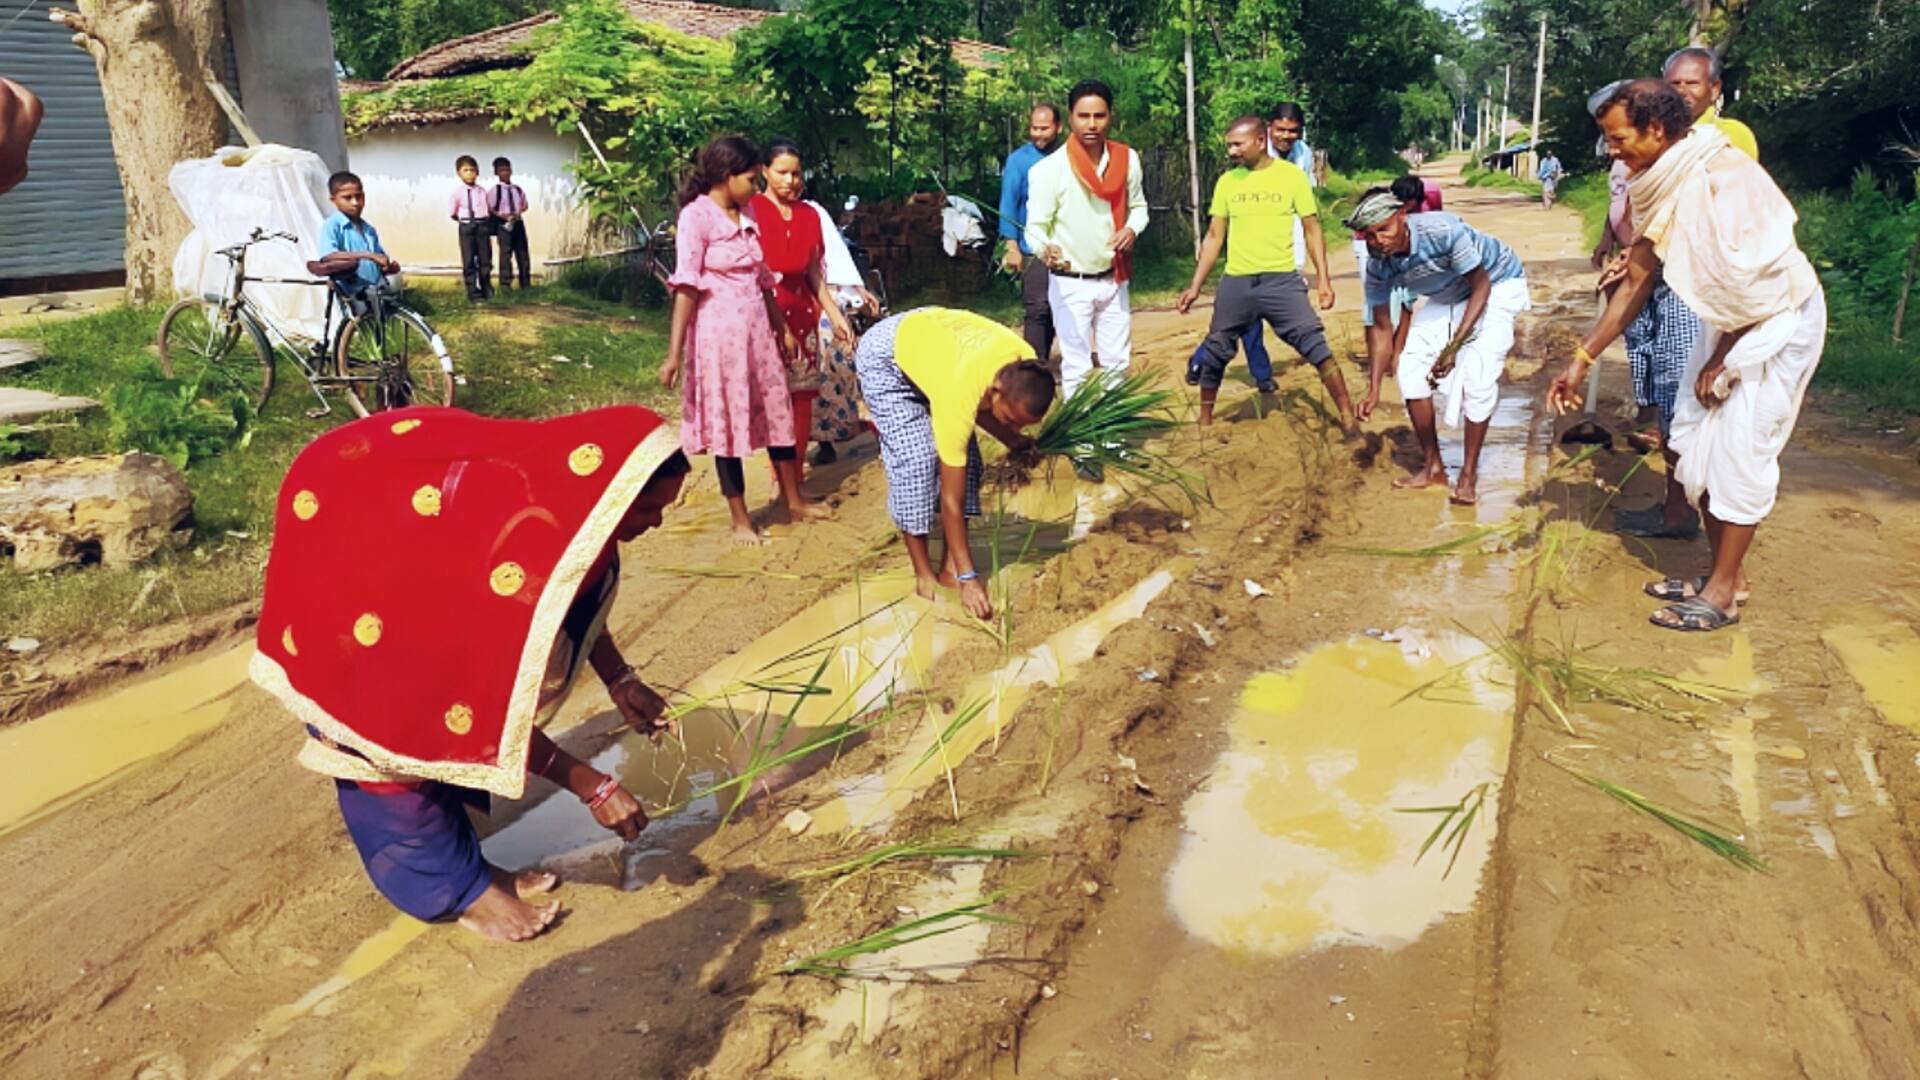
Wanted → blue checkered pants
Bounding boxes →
[854,312,982,535]
[1624,279,1703,432]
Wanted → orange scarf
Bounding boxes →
[1065,136,1133,283]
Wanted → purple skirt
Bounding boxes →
[335,779,491,922]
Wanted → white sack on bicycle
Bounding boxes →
[171,145,333,342]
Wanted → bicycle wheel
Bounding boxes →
[333,306,454,418]
[157,299,276,411]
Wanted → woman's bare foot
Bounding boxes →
[1392,465,1448,491]
[508,867,559,899]
[458,881,560,942]
[728,522,767,545]
[1449,475,1479,506]
[771,500,833,524]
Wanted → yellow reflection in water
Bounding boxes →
[1166,634,1512,957]
[1822,611,1920,733]
[0,644,252,836]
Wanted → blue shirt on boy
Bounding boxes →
[1363,211,1523,310]
[997,141,1051,255]
[321,209,387,292]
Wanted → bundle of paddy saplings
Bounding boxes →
[1026,369,1204,504]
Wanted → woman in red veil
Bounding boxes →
[252,404,688,941]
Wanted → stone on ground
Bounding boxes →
[0,453,193,572]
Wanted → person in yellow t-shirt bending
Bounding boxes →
[1177,115,1353,432]
[854,307,1057,619]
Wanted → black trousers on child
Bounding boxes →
[715,447,797,498]
[458,220,494,299]
[495,219,531,291]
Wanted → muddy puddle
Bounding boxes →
[1168,632,1513,956]
[0,643,251,836]
[1822,607,1920,733]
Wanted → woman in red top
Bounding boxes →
[749,139,856,480]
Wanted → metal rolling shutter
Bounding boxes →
[0,1,128,280]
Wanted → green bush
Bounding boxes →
[105,373,253,470]
[1793,168,1920,326]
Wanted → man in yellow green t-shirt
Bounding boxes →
[854,307,1056,619]
[1176,115,1353,431]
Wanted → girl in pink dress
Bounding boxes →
[661,136,823,544]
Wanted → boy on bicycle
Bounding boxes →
[320,171,399,299]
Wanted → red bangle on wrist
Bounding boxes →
[586,775,619,811]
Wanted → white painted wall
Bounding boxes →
[345,118,598,278]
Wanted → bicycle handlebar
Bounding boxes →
[219,229,301,261]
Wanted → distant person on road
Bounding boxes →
[1024,79,1148,409]
[998,103,1063,361]
[1537,150,1565,206]
[1177,115,1350,431]
[661,135,817,545]
[252,405,688,942]
[0,77,44,196]
[489,156,532,292]
[449,155,494,301]
[1548,79,1822,633]
[1350,189,1531,506]
[1606,51,1765,543]
[854,308,1054,619]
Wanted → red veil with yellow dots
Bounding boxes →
[250,405,678,799]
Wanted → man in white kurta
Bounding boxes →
[1024,79,1149,399]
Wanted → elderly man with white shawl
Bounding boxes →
[1548,79,1825,633]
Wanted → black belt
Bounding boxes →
[1050,266,1114,280]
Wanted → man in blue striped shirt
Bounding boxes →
[998,104,1062,360]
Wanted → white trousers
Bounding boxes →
[1049,273,1132,395]
[1397,277,1531,426]
[1670,288,1827,525]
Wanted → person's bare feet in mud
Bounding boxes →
[1392,463,1448,491]
[458,878,561,942]
[507,867,559,899]
[728,521,768,546]
[1449,474,1479,506]
[771,499,833,524]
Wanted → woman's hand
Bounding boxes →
[857,287,881,315]
[609,672,676,744]
[660,354,682,389]
[778,330,799,367]
[586,778,648,841]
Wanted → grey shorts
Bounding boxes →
[1194,272,1333,389]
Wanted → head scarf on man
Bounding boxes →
[1343,190,1402,232]
[251,405,679,798]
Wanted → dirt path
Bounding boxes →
[3,159,1918,1080]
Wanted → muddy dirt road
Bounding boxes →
[5,160,1920,1080]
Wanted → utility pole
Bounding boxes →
[1528,13,1547,178]
[1501,64,1511,145]
[1182,13,1202,256]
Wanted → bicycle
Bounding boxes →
[156,228,455,418]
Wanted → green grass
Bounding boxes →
[1812,317,1920,414]
[0,280,671,650]
[1559,171,1612,251]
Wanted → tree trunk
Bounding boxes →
[50,2,228,304]
[1893,224,1919,344]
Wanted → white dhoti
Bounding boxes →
[1050,273,1132,395]
[1397,277,1530,426]
[1669,287,1827,526]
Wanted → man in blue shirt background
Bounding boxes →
[998,103,1062,360]
[319,170,397,299]
[1349,190,1529,506]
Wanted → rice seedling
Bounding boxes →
[792,839,1034,883]
[777,892,1020,979]
[658,565,805,581]
[1330,510,1537,558]
[1397,781,1493,877]
[1547,755,1768,871]
[1031,369,1206,506]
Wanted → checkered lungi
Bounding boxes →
[854,312,983,535]
[1624,279,1703,432]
